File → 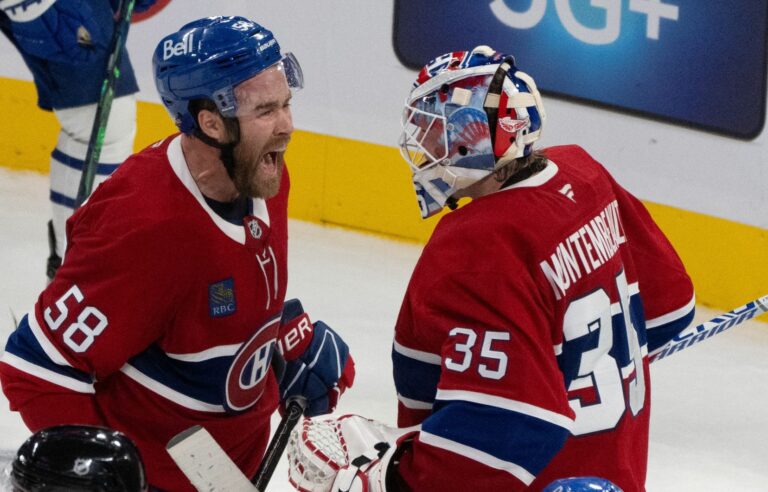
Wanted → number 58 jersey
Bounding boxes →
[392,145,695,492]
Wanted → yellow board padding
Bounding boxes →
[1,76,764,321]
[285,131,767,322]
[0,77,176,170]
[0,78,59,173]
[643,203,768,321]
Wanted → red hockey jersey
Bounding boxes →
[0,135,290,491]
[392,145,695,491]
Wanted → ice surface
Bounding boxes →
[0,168,765,490]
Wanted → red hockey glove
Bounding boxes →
[277,299,355,417]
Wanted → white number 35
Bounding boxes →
[445,328,511,380]
[43,285,108,353]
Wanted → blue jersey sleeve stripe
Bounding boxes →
[4,315,92,384]
[419,431,536,486]
[128,344,233,406]
[25,313,72,367]
[436,389,574,429]
[392,346,441,403]
[646,296,696,353]
[0,353,95,393]
[424,398,570,477]
[646,307,696,353]
[120,364,224,413]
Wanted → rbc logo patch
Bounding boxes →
[209,278,237,318]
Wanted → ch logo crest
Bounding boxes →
[223,317,279,412]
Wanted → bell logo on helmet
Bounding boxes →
[162,33,194,60]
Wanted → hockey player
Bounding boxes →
[0,16,355,491]
[4,424,148,492]
[0,0,156,280]
[287,46,695,491]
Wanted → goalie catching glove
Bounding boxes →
[277,299,355,417]
[287,414,418,492]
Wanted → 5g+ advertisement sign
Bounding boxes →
[393,0,768,139]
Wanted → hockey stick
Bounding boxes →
[73,0,136,208]
[167,398,307,492]
[253,398,306,490]
[650,294,768,363]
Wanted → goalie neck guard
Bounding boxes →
[398,45,545,218]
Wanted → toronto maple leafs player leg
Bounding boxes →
[288,45,695,491]
[3,425,147,492]
[0,0,157,280]
[0,15,354,491]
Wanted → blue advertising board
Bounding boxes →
[393,1,767,139]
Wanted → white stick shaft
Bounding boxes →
[650,294,768,363]
[166,425,257,492]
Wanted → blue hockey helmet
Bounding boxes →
[542,477,624,492]
[398,45,545,218]
[153,16,303,133]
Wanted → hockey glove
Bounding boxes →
[2,0,109,64]
[287,414,417,492]
[277,299,355,417]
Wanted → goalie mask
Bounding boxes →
[398,46,545,218]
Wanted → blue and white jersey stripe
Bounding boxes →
[422,390,572,484]
[392,340,441,410]
[646,294,696,353]
[1,314,94,392]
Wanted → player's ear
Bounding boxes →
[197,109,226,143]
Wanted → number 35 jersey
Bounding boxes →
[0,135,289,491]
[392,145,695,492]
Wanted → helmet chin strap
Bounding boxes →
[193,117,242,181]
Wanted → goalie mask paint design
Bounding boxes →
[399,46,546,218]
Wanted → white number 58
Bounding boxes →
[43,285,108,353]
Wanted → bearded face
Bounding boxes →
[228,66,294,199]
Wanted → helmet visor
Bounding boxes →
[281,52,304,91]
[399,103,448,172]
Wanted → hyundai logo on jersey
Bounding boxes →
[393,1,767,139]
[209,278,237,318]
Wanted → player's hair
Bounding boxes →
[494,150,548,184]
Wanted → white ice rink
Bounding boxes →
[0,168,766,491]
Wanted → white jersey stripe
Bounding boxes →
[28,313,72,367]
[120,364,225,413]
[437,389,574,430]
[646,294,696,329]
[420,431,535,485]
[397,393,434,410]
[0,352,94,393]
[393,340,441,365]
